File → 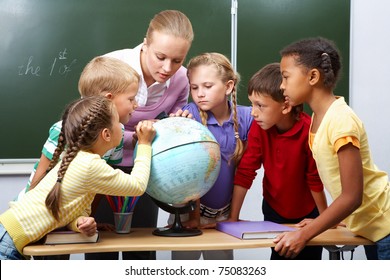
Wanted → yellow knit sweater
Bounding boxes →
[0,145,151,255]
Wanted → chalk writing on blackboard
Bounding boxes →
[18,48,77,77]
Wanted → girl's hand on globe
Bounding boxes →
[169,109,193,119]
[132,119,158,146]
[136,120,156,145]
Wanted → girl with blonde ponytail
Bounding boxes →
[170,53,253,260]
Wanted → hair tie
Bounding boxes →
[321,52,332,73]
[234,132,240,139]
[56,177,63,183]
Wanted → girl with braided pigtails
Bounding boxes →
[0,96,155,260]
[169,53,253,260]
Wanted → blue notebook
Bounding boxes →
[216,221,296,239]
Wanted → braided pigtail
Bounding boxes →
[45,104,85,220]
[199,110,208,126]
[45,145,79,220]
[230,88,245,165]
[45,96,115,220]
[47,124,67,173]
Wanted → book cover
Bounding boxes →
[43,231,99,245]
[216,221,295,239]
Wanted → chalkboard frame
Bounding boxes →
[0,0,350,160]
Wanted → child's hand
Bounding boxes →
[297,218,345,229]
[77,216,97,236]
[169,109,193,119]
[295,218,313,228]
[273,230,307,259]
[135,120,156,145]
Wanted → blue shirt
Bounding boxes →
[182,102,253,209]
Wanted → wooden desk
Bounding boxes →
[23,227,374,259]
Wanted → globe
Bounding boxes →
[145,117,221,205]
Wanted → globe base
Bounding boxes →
[151,198,203,237]
[153,227,202,237]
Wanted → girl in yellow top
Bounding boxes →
[0,96,155,260]
[276,37,390,260]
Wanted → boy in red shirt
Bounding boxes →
[229,63,327,259]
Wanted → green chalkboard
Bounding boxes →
[235,0,350,111]
[0,0,349,159]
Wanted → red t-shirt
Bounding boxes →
[234,112,323,219]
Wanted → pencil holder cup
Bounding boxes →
[113,212,133,234]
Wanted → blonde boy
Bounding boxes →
[19,56,140,196]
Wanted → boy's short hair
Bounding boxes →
[78,56,140,97]
[248,62,303,118]
[247,63,284,102]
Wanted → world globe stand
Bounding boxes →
[151,198,202,237]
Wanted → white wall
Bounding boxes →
[349,0,390,175]
[1,0,388,260]
[0,175,29,212]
